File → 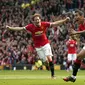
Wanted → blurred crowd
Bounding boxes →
[0,0,85,67]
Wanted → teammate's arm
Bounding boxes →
[50,17,70,27]
[6,25,25,31]
[72,30,85,35]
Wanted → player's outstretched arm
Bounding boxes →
[6,25,25,31]
[50,17,70,27]
[72,30,85,35]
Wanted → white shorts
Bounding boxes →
[35,43,53,62]
[67,54,77,61]
[83,46,85,50]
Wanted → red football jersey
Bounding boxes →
[66,39,77,54]
[25,22,50,48]
[78,22,85,31]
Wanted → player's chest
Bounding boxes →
[33,26,45,36]
[69,42,75,47]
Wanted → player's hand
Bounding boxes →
[70,29,77,35]
[69,29,79,37]
[6,25,11,30]
[66,17,70,22]
[70,29,80,42]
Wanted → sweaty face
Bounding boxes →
[74,13,84,24]
[33,16,41,27]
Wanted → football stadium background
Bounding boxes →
[0,0,85,70]
[0,0,85,85]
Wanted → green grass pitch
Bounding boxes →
[0,70,85,85]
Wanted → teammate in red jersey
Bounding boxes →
[6,13,70,78]
[66,35,77,72]
[63,10,85,82]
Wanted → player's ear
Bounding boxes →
[81,16,84,20]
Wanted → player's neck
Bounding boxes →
[34,23,41,27]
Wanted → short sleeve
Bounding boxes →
[42,22,50,28]
[25,24,33,32]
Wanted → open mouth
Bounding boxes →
[76,19,79,22]
[74,18,79,23]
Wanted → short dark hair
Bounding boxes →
[75,9,84,16]
[31,13,41,21]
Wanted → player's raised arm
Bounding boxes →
[6,25,25,31]
[50,17,70,27]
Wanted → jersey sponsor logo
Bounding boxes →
[35,31,43,36]
[70,44,74,47]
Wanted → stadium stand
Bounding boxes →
[0,0,85,70]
